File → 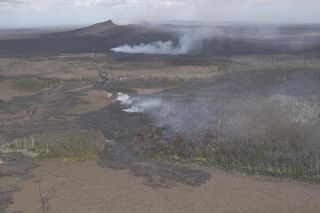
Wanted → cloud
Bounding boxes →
[0,0,320,28]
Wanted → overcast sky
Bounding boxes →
[0,0,320,28]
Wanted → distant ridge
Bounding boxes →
[73,20,117,34]
[0,20,320,57]
[0,19,176,56]
[88,20,117,28]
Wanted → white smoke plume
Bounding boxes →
[111,28,213,55]
[116,93,215,136]
[117,93,171,114]
[116,93,133,105]
[111,41,183,55]
[123,98,168,113]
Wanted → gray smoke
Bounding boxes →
[117,93,216,137]
[116,68,320,142]
[110,24,320,55]
[118,93,320,143]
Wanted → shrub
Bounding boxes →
[12,77,61,92]
[0,100,10,113]
[133,95,320,183]
[5,130,107,161]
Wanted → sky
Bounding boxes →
[0,0,320,28]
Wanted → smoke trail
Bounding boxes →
[117,93,171,114]
[115,77,320,140]
[123,98,166,113]
[111,28,212,55]
[111,41,183,55]
[116,93,216,137]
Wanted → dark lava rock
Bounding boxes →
[0,152,38,179]
[130,161,211,188]
[0,186,19,213]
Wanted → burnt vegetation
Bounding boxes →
[129,65,320,183]
[133,119,320,183]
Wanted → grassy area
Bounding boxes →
[0,59,16,68]
[194,139,320,183]
[0,100,11,113]
[134,131,320,183]
[104,60,169,70]
[12,76,61,92]
[66,76,97,83]
[67,61,98,70]
[133,102,320,184]
[11,76,97,92]
[5,130,107,161]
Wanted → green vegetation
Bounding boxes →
[0,74,5,81]
[0,99,11,113]
[154,141,320,183]
[11,76,97,92]
[5,130,107,161]
[67,61,97,70]
[195,140,320,183]
[12,76,61,92]
[104,60,168,70]
[133,126,320,184]
[0,58,16,68]
[66,76,97,83]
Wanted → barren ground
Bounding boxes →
[4,160,320,213]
